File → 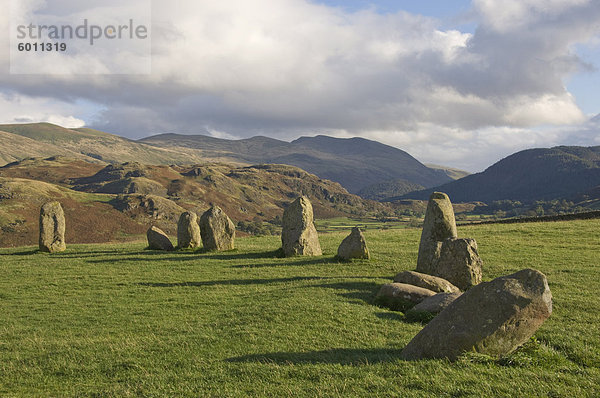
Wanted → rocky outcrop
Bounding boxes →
[146,226,174,251]
[400,269,552,361]
[281,196,322,256]
[199,206,235,251]
[177,211,201,249]
[337,227,370,260]
[39,201,66,253]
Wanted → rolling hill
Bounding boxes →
[0,123,207,165]
[0,156,393,247]
[401,146,600,203]
[0,123,455,198]
[140,134,453,194]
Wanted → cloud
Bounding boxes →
[0,0,599,171]
[0,93,85,128]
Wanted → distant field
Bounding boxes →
[1,220,599,396]
[315,217,413,233]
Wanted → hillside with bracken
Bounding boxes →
[0,156,393,247]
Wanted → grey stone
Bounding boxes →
[337,227,370,260]
[400,269,552,361]
[199,206,235,251]
[39,201,66,253]
[147,226,174,251]
[375,283,436,311]
[435,238,483,290]
[281,196,322,256]
[410,292,462,314]
[393,270,460,293]
[177,211,201,249]
[416,192,457,274]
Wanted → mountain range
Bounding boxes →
[0,123,455,198]
[1,122,599,207]
[401,145,600,203]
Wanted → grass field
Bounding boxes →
[1,220,599,397]
[315,217,412,233]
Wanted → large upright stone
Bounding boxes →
[199,206,235,251]
[147,226,174,251]
[177,211,201,249]
[39,201,66,253]
[281,196,322,256]
[416,192,457,274]
[400,269,553,361]
[337,227,370,260]
[435,238,483,290]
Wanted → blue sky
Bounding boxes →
[1,0,599,171]
[316,0,473,18]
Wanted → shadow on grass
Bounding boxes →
[85,249,291,265]
[44,249,141,259]
[3,249,40,256]
[202,249,284,261]
[310,280,382,305]
[227,347,405,365]
[374,311,406,322]
[138,276,332,288]
[3,248,134,257]
[232,255,336,268]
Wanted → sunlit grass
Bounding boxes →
[1,220,599,396]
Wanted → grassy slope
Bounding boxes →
[1,220,599,396]
[0,130,94,165]
[425,164,471,180]
[0,123,207,166]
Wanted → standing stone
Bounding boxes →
[147,226,174,251]
[416,192,457,274]
[281,196,322,256]
[400,269,553,361]
[39,201,66,253]
[393,271,460,293]
[435,238,483,290]
[337,227,370,260]
[177,211,201,249]
[199,206,235,251]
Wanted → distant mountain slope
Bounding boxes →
[0,123,452,196]
[0,123,207,165]
[425,164,470,180]
[401,146,600,203]
[0,129,96,165]
[141,134,452,194]
[357,179,425,201]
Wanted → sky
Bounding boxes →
[1,0,599,172]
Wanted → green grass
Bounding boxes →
[315,217,412,233]
[1,220,599,397]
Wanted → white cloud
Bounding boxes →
[0,0,598,171]
[0,93,85,128]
